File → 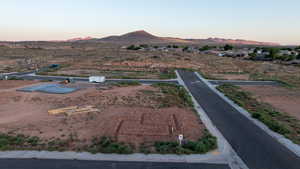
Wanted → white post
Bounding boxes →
[178,134,183,146]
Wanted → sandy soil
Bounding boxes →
[0,80,38,90]
[0,81,204,150]
[212,74,250,80]
[240,85,300,120]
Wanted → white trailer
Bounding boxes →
[89,76,106,83]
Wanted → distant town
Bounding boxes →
[126,44,300,65]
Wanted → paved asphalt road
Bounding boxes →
[11,74,179,85]
[178,70,300,169]
[0,159,230,169]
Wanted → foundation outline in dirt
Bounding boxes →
[0,79,226,164]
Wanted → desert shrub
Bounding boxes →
[152,83,193,107]
[0,133,42,150]
[140,44,148,48]
[114,81,141,87]
[126,45,141,50]
[217,84,300,144]
[88,137,133,154]
[199,45,215,51]
[7,76,24,80]
[154,130,217,154]
[159,69,176,79]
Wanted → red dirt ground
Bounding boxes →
[0,80,38,90]
[240,85,300,120]
[0,81,205,150]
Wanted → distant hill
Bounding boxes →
[66,36,95,42]
[187,38,280,46]
[1,30,279,46]
[91,30,280,46]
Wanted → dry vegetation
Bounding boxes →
[217,84,300,144]
[1,43,300,87]
[0,80,216,154]
[1,42,300,149]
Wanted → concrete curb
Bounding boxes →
[0,151,229,163]
[195,72,300,157]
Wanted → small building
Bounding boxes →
[89,76,106,83]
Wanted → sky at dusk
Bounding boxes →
[0,0,299,45]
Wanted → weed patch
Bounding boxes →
[217,84,300,144]
[154,130,217,154]
[152,83,193,108]
[87,137,133,154]
[114,81,141,87]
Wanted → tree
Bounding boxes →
[126,45,141,50]
[281,47,292,51]
[295,46,300,50]
[249,53,257,60]
[183,46,189,52]
[297,53,300,60]
[224,44,233,51]
[140,44,148,48]
[199,45,210,51]
[266,48,280,60]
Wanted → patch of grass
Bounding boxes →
[139,143,151,154]
[154,130,217,154]
[87,137,133,154]
[152,83,193,108]
[0,133,41,150]
[7,76,24,80]
[0,133,71,151]
[249,72,294,88]
[197,71,224,80]
[37,72,88,77]
[217,84,300,144]
[159,69,177,79]
[114,81,141,87]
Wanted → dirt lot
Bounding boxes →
[1,43,300,87]
[0,80,38,90]
[0,80,205,151]
[240,85,300,120]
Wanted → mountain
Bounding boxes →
[63,30,280,46]
[66,36,94,42]
[187,38,280,46]
[98,30,167,43]
[95,30,280,46]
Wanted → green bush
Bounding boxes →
[154,130,217,154]
[8,76,24,80]
[88,137,133,154]
[0,133,42,150]
[224,44,233,51]
[126,45,141,50]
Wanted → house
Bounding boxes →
[280,50,292,55]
